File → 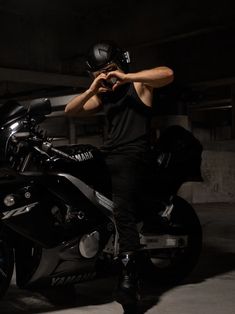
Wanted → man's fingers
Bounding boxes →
[99,87,111,93]
[96,73,107,81]
[107,71,120,79]
[106,72,113,79]
[112,81,122,90]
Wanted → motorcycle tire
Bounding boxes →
[0,237,14,298]
[141,196,202,285]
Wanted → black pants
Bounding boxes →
[104,151,150,253]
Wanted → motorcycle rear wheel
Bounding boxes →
[141,196,202,285]
[0,237,14,298]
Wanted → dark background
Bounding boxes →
[0,0,234,99]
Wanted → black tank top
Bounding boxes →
[101,83,152,153]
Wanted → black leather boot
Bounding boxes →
[114,251,140,309]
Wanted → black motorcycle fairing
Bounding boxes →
[42,144,112,197]
[0,169,113,248]
[17,237,98,289]
[10,176,114,289]
[0,167,26,184]
[0,173,62,247]
[0,99,51,166]
[0,119,27,164]
[28,98,51,117]
[9,172,115,289]
[0,101,27,127]
[0,98,50,128]
[0,229,14,297]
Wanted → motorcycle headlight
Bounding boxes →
[3,195,16,207]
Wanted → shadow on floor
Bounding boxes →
[0,242,235,314]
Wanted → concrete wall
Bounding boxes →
[178,149,235,203]
[191,148,235,203]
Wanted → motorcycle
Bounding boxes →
[0,98,203,298]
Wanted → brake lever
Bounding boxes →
[50,147,77,161]
[33,145,50,158]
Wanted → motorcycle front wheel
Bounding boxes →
[141,196,202,285]
[0,236,14,298]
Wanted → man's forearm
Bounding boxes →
[126,66,174,88]
[64,89,95,115]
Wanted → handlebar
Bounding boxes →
[10,127,77,166]
[50,147,77,161]
[11,132,31,142]
[40,141,77,162]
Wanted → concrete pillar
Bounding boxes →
[68,118,77,144]
[231,86,235,139]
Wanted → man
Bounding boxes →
[65,42,174,312]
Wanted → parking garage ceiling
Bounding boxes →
[0,0,234,100]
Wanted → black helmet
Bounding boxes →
[86,41,130,72]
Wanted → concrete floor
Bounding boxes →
[0,203,235,314]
